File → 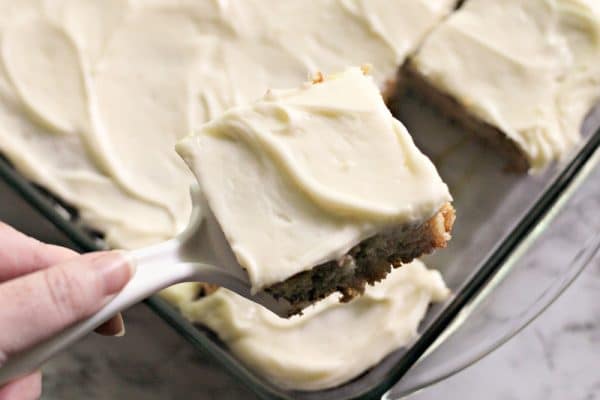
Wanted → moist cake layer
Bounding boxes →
[0,0,456,249]
[180,259,450,391]
[408,0,600,170]
[176,68,452,296]
[266,203,454,315]
[402,61,531,172]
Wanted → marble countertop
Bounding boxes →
[1,162,599,400]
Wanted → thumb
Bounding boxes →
[0,251,134,362]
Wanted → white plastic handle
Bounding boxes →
[0,241,197,386]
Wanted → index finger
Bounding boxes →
[0,222,77,282]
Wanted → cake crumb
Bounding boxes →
[360,63,373,75]
[311,71,325,84]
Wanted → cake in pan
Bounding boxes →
[0,0,456,248]
[178,260,450,391]
[404,0,600,171]
[0,0,460,390]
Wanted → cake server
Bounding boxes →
[0,186,292,385]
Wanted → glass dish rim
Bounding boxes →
[1,127,598,400]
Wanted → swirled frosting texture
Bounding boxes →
[0,1,456,390]
[180,259,450,391]
[0,0,456,248]
[412,0,600,170]
[177,68,451,290]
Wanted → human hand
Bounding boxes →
[0,222,134,400]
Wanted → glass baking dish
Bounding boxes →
[1,94,599,400]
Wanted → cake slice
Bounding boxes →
[176,67,454,315]
[404,0,600,171]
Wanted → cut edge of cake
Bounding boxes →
[265,202,455,316]
[400,60,530,172]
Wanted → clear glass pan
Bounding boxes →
[388,144,600,399]
[0,96,598,400]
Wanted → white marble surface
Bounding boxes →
[1,163,599,400]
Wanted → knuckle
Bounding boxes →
[42,267,87,321]
[29,239,50,266]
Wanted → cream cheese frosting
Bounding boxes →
[176,68,451,291]
[0,0,456,249]
[180,259,450,391]
[0,0,458,389]
[411,0,600,170]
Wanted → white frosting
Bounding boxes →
[0,0,456,248]
[177,68,451,291]
[412,0,600,170]
[0,2,456,388]
[180,259,450,391]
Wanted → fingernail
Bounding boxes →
[95,313,126,337]
[114,313,126,337]
[112,313,126,337]
[91,251,136,295]
[115,325,126,337]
